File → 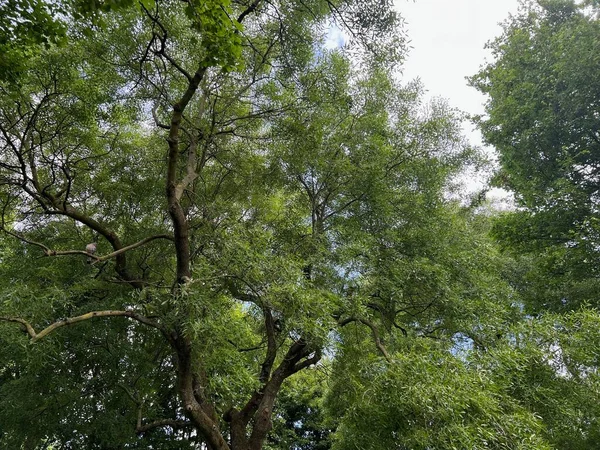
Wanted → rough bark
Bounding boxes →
[166,66,207,283]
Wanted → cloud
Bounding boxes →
[324,24,346,49]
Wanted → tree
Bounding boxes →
[0,1,480,448]
[323,207,600,449]
[470,0,600,312]
[4,0,598,448]
[468,2,600,447]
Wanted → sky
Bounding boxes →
[395,0,522,203]
[396,0,521,140]
[323,0,524,202]
[325,0,523,139]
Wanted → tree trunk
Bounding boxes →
[174,334,231,450]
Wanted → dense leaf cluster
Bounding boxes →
[0,0,599,449]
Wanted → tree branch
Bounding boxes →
[339,316,391,362]
[227,339,266,352]
[0,227,58,256]
[1,228,172,263]
[152,104,170,129]
[46,205,141,288]
[167,65,207,283]
[237,0,262,23]
[136,418,192,435]
[0,310,164,342]
[93,234,174,263]
[246,338,320,450]
[259,307,277,384]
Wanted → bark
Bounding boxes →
[171,333,321,450]
[223,339,321,450]
[166,66,207,283]
[174,335,230,450]
[160,5,325,448]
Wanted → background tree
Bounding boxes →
[471,0,600,312]
[469,1,600,447]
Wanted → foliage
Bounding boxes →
[0,1,475,448]
[471,0,600,311]
[468,2,600,448]
[0,0,68,82]
[328,341,550,450]
[267,368,332,450]
[1,0,600,449]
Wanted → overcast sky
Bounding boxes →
[392,0,522,202]
[324,0,524,200]
[395,0,521,143]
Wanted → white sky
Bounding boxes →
[324,1,523,203]
[395,0,521,203]
[396,0,521,143]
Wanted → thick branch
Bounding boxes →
[247,339,320,450]
[174,337,229,450]
[174,129,202,202]
[237,0,262,23]
[291,348,322,374]
[0,310,163,342]
[224,337,321,449]
[259,308,277,384]
[49,205,141,288]
[167,66,207,283]
[136,418,191,435]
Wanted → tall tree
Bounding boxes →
[5,0,598,448]
[471,0,600,311]
[469,2,600,447]
[0,1,476,448]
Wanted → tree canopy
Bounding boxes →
[1,0,600,449]
[471,0,600,312]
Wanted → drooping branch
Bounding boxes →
[0,227,73,257]
[0,317,36,338]
[0,310,164,342]
[118,383,193,436]
[152,104,170,130]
